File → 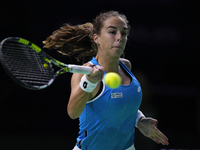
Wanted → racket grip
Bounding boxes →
[68,65,93,74]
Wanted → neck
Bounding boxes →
[95,54,120,73]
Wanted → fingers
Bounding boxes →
[149,118,169,145]
[86,65,104,83]
[147,118,169,145]
[150,134,169,145]
[152,125,169,145]
[158,132,169,145]
[138,117,169,146]
[150,136,161,144]
[93,65,104,75]
[86,63,104,74]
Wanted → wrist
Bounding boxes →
[86,74,99,83]
[79,74,98,93]
[137,117,145,127]
[136,110,145,128]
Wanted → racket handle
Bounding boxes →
[68,65,93,74]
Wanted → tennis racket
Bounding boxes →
[0,37,92,90]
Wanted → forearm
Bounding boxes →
[67,87,91,119]
[67,65,103,119]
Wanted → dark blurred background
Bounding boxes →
[0,0,199,149]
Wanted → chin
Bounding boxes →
[112,51,123,58]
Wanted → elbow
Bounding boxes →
[67,107,80,120]
[68,112,79,120]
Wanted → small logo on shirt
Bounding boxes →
[111,93,123,98]
[137,87,141,92]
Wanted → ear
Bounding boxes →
[93,34,99,44]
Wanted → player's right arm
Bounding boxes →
[67,63,104,119]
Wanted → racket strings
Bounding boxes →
[1,40,54,87]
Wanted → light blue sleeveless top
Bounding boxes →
[76,57,142,150]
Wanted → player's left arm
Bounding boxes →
[120,58,169,145]
[136,117,169,145]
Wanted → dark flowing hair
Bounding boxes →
[43,11,130,63]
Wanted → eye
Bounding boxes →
[121,31,128,36]
[109,30,117,34]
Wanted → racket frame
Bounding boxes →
[0,37,92,90]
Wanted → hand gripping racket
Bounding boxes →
[0,37,92,90]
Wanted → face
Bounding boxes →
[94,16,129,58]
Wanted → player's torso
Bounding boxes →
[77,57,142,149]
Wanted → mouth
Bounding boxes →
[113,46,122,49]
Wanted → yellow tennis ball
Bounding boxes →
[104,72,121,89]
[43,63,48,68]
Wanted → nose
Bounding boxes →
[116,32,122,41]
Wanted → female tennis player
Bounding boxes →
[43,10,169,150]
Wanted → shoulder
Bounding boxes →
[119,58,132,70]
